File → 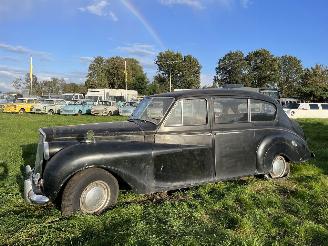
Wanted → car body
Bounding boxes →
[119,101,139,116]
[32,99,67,114]
[91,101,119,116]
[3,98,39,113]
[24,89,312,215]
[60,100,94,115]
[284,102,328,118]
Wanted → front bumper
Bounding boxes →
[24,165,49,205]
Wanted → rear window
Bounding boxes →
[250,100,276,121]
[213,98,248,124]
[321,104,328,110]
[309,104,319,110]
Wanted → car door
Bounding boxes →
[212,97,257,179]
[154,98,215,188]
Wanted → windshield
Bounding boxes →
[284,102,300,109]
[15,99,25,103]
[44,100,54,104]
[130,97,174,124]
[63,95,73,101]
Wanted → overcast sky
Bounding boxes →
[0,0,327,91]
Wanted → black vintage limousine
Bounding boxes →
[24,89,312,215]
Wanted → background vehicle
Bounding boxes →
[24,89,312,216]
[91,101,118,116]
[62,93,84,102]
[60,100,94,115]
[285,103,328,118]
[3,98,38,113]
[86,89,138,102]
[118,101,139,116]
[32,99,67,114]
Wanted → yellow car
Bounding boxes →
[3,98,39,114]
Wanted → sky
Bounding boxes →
[0,0,327,91]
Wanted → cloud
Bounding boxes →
[117,43,157,71]
[80,56,94,63]
[118,43,157,56]
[201,73,214,86]
[0,82,13,91]
[0,56,20,62]
[159,0,251,9]
[79,0,118,21]
[159,0,205,9]
[0,43,52,60]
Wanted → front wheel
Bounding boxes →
[269,155,290,178]
[61,168,119,216]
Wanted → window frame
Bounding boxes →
[161,97,209,131]
[250,99,277,122]
[212,97,250,125]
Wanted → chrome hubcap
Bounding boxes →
[80,181,110,213]
[272,156,286,177]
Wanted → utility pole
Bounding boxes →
[29,56,33,96]
[124,60,128,101]
[156,60,179,92]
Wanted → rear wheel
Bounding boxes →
[48,109,54,115]
[77,110,82,116]
[269,155,290,178]
[61,168,119,216]
[19,109,25,114]
[107,111,113,116]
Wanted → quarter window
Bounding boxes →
[213,98,248,124]
[165,99,207,126]
[309,104,319,110]
[321,104,328,110]
[250,100,276,121]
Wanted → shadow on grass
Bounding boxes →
[0,161,9,181]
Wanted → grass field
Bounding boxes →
[0,113,327,246]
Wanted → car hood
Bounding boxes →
[41,120,156,141]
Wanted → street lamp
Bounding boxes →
[156,60,180,92]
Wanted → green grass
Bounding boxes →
[0,114,327,246]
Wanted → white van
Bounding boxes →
[285,103,328,118]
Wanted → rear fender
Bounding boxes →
[257,131,311,173]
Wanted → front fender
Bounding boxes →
[257,131,312,173]
[42,141,155,201]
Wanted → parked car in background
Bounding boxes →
[24,89,312,215]
[62,93,84,102]
[32,99,67,114]
[91,101,118,116]
[119,101,139,116]
[60,100,94,115]
[3,98,39,113]
[285,103,328,118]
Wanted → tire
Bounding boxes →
[19,109,25,114]
[107,111,113,116]
[48,110,54,115]
[61,168,119,216]
[269,155,290,179]
[77,110,82,116]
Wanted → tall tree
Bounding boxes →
[41,77,65,95]
[278,55,304,97]
[245,49,280,88]
[85,56,107,89]
[155,50,201,91]
[214,51,248,86]
[85,56,148,94]
[298,64,328,102]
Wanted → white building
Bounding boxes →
[85,89,138,102]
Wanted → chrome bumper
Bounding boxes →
[24,165,49,205]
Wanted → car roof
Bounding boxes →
[151,88,276,103]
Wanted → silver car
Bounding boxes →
[91,100,118,116]
[32,99,67,115]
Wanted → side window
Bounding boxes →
[213,98,248,124]
[250,100,276,121]
[165,99,207,127]
[321,104,328,110]
[309,104,319,110]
